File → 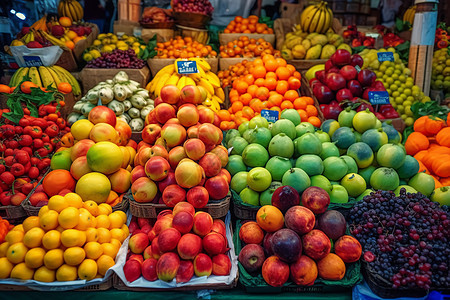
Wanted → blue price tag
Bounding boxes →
[261,109,279,123]
[368,91,390,105]
[176,60,198,74]
[377,52,394,62]
[23,56,43,67]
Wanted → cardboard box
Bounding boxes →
[141,28,174,43]
[80,66,151,93]
[147,58,218,77]
[280,2,304,20]
[113,20,141,35]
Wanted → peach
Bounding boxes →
[180,85,202,104]
[145,109,158,125]
[165,118,181,125]
[187,124,200,139]
[212,254,231,276]
[198,107,215,124]
[70,156,92,180]
[88,106,117,127]
[143,246,153,260]
[186,186,209,208]
[142,258,158,281]
[218,168,231,184]
[193,253,212,277]
[211,219,226,239]
[197,86,208,103]
[261,256,290,287]
[198,123,221,146]
[334,235,362,263]
[177,233,202,260]
[128,254,144,264]
[142,124,161,145]
[71,139,95,161]
[131,177,158,203]
[239,221,264,245]
[285,206,315,235]
[149,145,169,160]
[213,113,221,128]
[317,253,346,280]
[145,156,170,182]
[123,259,141,282]
[176,260,194,283]
[135,146,152,166]
[89,123,118,143]
[154,103,176,124]
[154,137,167,149]
[175,160,203,188]
[210,145,228,167]
[109,168,131,194]
[177,104,199,127]
[147,229,156,242]
[203,232,227,256]
[205,175,229,200]
[158,228,181,253]
[160,84,181,104]
[131,165,146,183]
[183,138,205,161]
[199,152,222,177]
[153,215,173,235]
[290,255,318,286]
[158,170,176,193]
[151,236,163,259]
[162,184,186,207]
[302,229,331,261]
[168,146,187,169]
[156,252,180,282]
[192,211,213,237]
[129,232,149,254]
[161,124,186,148]
[172,211,194,234]
[173,201,195,216]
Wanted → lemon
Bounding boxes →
[78,259,98,281]
[25,247,46,269]
[34,266,56,282]
[58,207,80,229]
[44,249,64,270]
[0,257,14,279]
[23,227,45,248]
[63,247,86,266]
[56,264,78,281]
[11,262,34,280]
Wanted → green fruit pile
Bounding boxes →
[359,48,430,127]
[226,109,436,207]
[431,48,450,94]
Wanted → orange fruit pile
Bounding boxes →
[219,36,280,58]
[216,55,321,130]
[155,36,217,59]
[218,59,253,88]
[224,15,274,34]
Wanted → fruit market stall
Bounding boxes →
[1,0,450,298]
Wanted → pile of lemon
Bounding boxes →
[83,33,146,62]
[0,193,129,282]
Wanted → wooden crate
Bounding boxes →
[219,33,275,46]
[218,57,256,71]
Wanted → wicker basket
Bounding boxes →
[173,12,211,29]
[0,205,26,224]
[129,192,231,219]
[140,21,175,29]
[231,190,260,220]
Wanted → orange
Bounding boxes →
[24,247,46,269]
[85,227,99,242]
[63,247,86,266]
[217,109,231,122]
[78,259,98,281]
[73,36,85,44]
[281,100,294,110]
[48,195,69,213]
[275,58,287,67]
[0,257,14,279]
[254,78,265,87]
[6,242,28,264]
[108,212,124,229]
[10,263,34,280]
[249,99,263,113]
[284,90,299,101]
[240,93,252,105]
[65,40,75,50]
[288,77,301,90]
[101,242,118,258]
[58,207,80,229]
[59,16,72,27]
[42,230,61,250]
[57,82,72,94]
[110,228,127,243]
[308,116,322,128]
[61,229,86,248]
[252,65,267,79]
[268,94,283,107]
[286,64,296,74]
[5,229,24,245]
[275,67,291,80]
[39,210,59,231]
[294,97,307,110]
[275,80,289,95]
[264,59,278,72]
[0,84,11,94]
[97,228,111,243]
[264,77,277,90]
[22,216,40,232]
[293,71,302,80]
[271,106,281,112]
[84,241,103,260]
[253,58,263,66]
[242,106,255,119]
[44,249,64,269]
[20,81,38,94]
[256,205,284,232]
[303,96,314,105]
[306,105,318,117]
[34,266,56,282]
[23,227,45,248]
[235,80,248,94]
[231,101,244,114]
[56,264,77,281]
[255,86,269,101]
[247,84,258,97]
[0,242,9,257]
[243,74,255,85]
[298,109,308,121]
[66,30,77,40]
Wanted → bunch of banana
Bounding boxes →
[9,65,81,96]
[38,29,70,50]
[403,5,416,26]
[30,16,48,33]
[145,58,225,112]
[58,0,84,22]
[299,1,333,34]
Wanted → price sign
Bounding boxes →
[368,91,390,105]
[377,52,394,62]
[355,65,361,73]
[176,60,198,74]
[261,109,279,123]
[23,56,43,67]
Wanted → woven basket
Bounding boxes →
[129,192,231,219]
[231,190,260,220]
[0,276,113,291]
[0,205,26,224]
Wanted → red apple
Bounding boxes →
[358,69,376,87]
[350,54,363,68]
[177,104,199,127]
[160,84,181,104]
[347,80,363,97]
[145,156,170,181]
[336,88,353,102]
[180,85,202,104]
[325,72,347,91]
[88,106,117,127]
[331,49,351,66]
[154,103,176,124]
[339,65,357,81]
[142,124,161,144]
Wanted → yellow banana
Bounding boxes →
[176,76,187,90]
[71,0,84,21]
[46,66,63,87]
[165,73,180,86]
[191,58,211,72]
[212,95,223,105]
[159,64,175,76]
[40,30,69,50]
[198,78,214,96]
[155,73,171,97]
[184,76,196,87]
[300,3,319,30]
[51,65,81,95]
[214,87,225,102]
[205,72,220,88]
[28,67,42,87]
[58,1,64,16]
[316,7,327,34]
[307,3,323,33]
[38,66,56,89]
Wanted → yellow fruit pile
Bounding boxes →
[0,193,129,282]
[83,33,145,62]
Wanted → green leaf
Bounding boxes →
[352,46,367,54]
[395,18,405,32]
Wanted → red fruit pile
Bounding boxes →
[0,103,69,206]
[123,202,231,283]
[172,0,214,17]
[343,25,376,48]
[131,84,230,207]
[238,186,362,287]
